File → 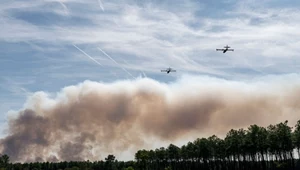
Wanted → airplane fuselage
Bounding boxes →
[216,46,233,53]
[161,67,176,74]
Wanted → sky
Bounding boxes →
[1,0,300,114]
[1,0,300,162]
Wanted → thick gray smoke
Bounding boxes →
[2,74,300,162]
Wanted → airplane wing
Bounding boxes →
[216,49,224,51]
[227,49,234,51]
[170,70,176,72]
[161,70,167,72]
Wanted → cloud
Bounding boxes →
[2,74,300,162]
[1,0,300,79]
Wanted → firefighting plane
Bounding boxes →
[161,67,176,74]
[216,45,234,53]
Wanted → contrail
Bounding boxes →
[142,71,147,77]
[138,70,147,78]
[23,41,44,51]
[2,77,33,97]
[121,59,130,66]
[57,1,69,15]
[121,58,147,78]
[97,47,135,78]
[73,44,103,66]
[97,0,105,11]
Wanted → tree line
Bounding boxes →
[1,120,300,170]
[134,120,300,170]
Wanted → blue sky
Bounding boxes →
[1,0,300,125]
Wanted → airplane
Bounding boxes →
[161,67,176,74]
[216,45,234,53]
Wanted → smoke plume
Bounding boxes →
[2,74,300,162]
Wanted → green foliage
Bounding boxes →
[64,166,80,170]
[123,166,134,170]
[105,155,116,162]
[293,120,300,151]
[274,161,289,168]
[164,166,172,170]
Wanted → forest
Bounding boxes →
[0,120,300,170]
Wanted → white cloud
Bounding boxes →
[0,0,300,82]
